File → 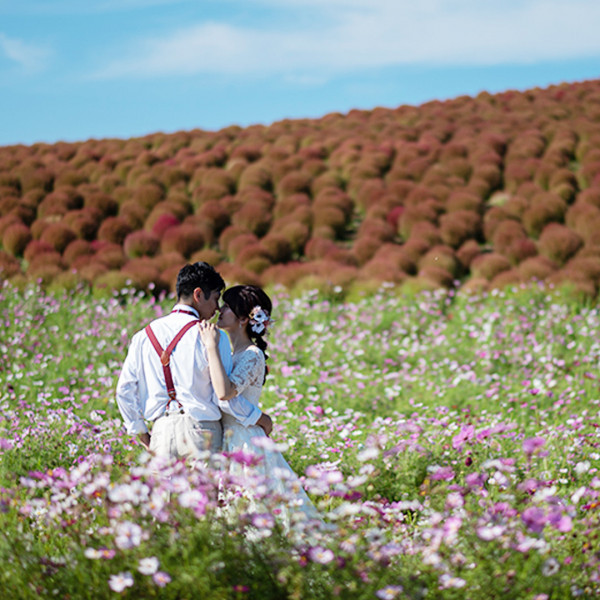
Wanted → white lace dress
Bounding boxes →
[221,345,321,523]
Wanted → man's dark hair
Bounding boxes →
[176,262,225,300]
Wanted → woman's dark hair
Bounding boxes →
[222,285,272,384]
[176,262,225,300]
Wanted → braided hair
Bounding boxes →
[222,285,272,384]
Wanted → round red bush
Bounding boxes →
[147,213,180,238]
[40,223,77,253]
[124,230,160,258]
[522,192,568,238]
[517,256,557,282]
[63,239,94,267]
[63,208,102,240]
[196,200,230,234]
[160,225,206,258]
[537,223,583,266]
[470,252,511,280]
[97,217,132,245]
[0,250,22,279]
[260,233,292,263]
[456,240,481,270]
[439,210,482,248]
[2,223,31,256]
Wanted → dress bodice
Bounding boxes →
[222,345,264,426]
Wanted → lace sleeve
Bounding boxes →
[229,348,264,396]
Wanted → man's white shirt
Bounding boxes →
[116,304,262,435]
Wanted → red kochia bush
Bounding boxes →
[132,183,165,210]
[418,245,459,277]
[121,259,165,292]
[259,233,292,263]
[564,256,600,284]
[37,189,84,219]
[24,239,54,263]
[94,243,127,270]
[352,236,383,266]
[439,210,482,248]
[446,191,483,213]
[398,201,439,240]
[578,187,600,209]
[417,265,455,288]
[2,223,31,256]
[119,201,149,230]
[0,250,22,279]
[235,244,273,274]
[408,222,441,246]
[160,225,206,257]
[276,171,312,198]
[517,256,557,282]
[456,240,481,270]
[522,192,567,238]
[148,213,180,238]
[304,237,338,261]
[470,252,512,280]
[0,214,22,238]
[238,164,272,192]
[489,269,523,290]
[83,192,119,218]
[503,196,529,219]
[40,223,77,253]
[537,223,583,266]
[218,225,251,254]
[565,201,600,244]
[123,230,160,258]
[190,248,223,266]
[63,208,102,241]
[97,217,133,245]
[196,200,230,234]
[231,200,272,237]
[63,239,94,267]
[273,193,311,219]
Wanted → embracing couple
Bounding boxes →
[115,261,318,519]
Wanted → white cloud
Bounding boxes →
[0,33,49,72]
[92,0,600,80]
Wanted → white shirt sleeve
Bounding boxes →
[115,334,148,435]
[216,331,262,427]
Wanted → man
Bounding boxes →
[116,262,273,459]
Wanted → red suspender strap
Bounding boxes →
[145,320,199,414]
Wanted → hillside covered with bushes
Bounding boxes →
[1,79,600,295]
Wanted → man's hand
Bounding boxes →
[256,413,273,436]
[138,432,151,450]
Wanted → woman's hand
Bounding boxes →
[198,321,220,350]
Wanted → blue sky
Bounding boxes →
[1,0,600,147]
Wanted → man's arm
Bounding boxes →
[115,336,149,444]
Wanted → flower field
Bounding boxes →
[1,281,600,598]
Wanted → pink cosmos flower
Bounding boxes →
[521,506,547,533]
[308,546,335,564]
[108,571,134,593]
[431,467,455,481]
[452,425,474,451]
[376,585,404,599]
[523,437,546,455]
[152,571,171,587]
[225,450,264,467]
[114,521,143,550]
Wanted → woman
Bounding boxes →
[198,285,320,524]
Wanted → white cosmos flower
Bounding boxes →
[138,556,160,575]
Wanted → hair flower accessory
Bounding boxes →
[249,306,271,335]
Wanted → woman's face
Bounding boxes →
[217,302,238,331]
